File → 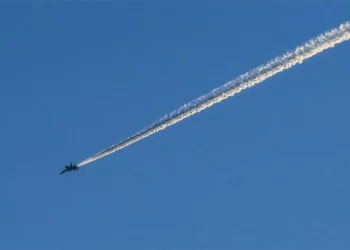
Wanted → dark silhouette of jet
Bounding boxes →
[60,163,79,175]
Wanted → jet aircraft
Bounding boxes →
[60,163,79,175]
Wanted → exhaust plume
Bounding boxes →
[77,21,350,167]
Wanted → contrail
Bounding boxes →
[77,21,350,167]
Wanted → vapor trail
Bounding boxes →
[77,21,350,167]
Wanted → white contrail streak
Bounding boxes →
[77,21,350,167]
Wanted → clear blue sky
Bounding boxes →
[1,2,349,249]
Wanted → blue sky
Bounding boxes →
[0,2,349,249]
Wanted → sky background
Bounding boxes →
[0,1,349,249]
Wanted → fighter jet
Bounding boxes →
[60,163,79,175]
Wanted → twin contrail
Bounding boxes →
[77,21,350,167]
